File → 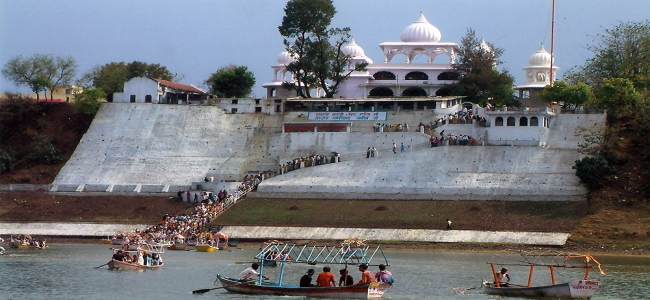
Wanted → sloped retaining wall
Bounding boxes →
[220,226,570,246]
[0,222,149,237]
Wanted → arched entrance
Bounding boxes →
[369,87,394,97]
[405,71,428,80]
[373,71,396,80]
[401,87,427,97]
[437,71,460,80]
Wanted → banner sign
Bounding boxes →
[307,111,387,121]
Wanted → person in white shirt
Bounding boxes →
[240,263,263,281]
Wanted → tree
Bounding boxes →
[2,55,49,100]
[83,61,175,101]
[591,78,642,117]
[540,81,594,111]
[566,20,650,92]
[74,88,106,115]
[42,56,77,101]
[447,28,515,106]
[205,65,256,98]
[279,0,363,98]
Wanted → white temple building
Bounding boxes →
[263,13,461,100]
[515,46,558,102]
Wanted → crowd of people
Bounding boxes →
[9,235,47,249]
[373,123,410,132]
[430,109,486,128]
[279,153,341,174]
[240,262,394,288]
[114,173,268,249]
[112,249,163,266]
[430,132,478,147]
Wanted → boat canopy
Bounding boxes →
[255,240,389,267]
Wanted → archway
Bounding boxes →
[507,117,516,126]
[530,116,539,126]
[405,71,428,80]
[437,71,460,80]
[519,117,528,126]
[369,87,394,97]
[373,71,396,80]
[495,117,503,126]
[401,87,427,97]
[435,86,452,96]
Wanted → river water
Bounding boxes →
[0,244,648,300]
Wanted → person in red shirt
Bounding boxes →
[316,266,336,287]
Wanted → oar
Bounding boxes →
[192,286,225,294]
[94,262,110,269]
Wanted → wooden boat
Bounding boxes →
[195,244,219,253]
[107,259,164,272]
[483,279,600,299]
[217,275,388,299]
[483,254,605,299]
[214,241,392,299]
[169,243,191,251]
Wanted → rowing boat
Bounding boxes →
[483,279,600,299]
[217,274,388,299]
[107,259,164,272]
[195,244,219,253]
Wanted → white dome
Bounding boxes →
[478,40,492,53]
[342,39,366,58]
[529,46,552,66]
[277,51,295,65]
[400,13,442,43]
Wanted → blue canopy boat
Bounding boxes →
[216,240,392,299]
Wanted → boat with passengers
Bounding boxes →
[103,243,165,272]
[482,253,606,299]
[214,240,392,299]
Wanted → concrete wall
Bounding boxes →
[220,226,570,246]
[0,222,149,236]
[53,103,267,187]
[546,113,606,149]
[268,132,431,161]
[257,146,586,201]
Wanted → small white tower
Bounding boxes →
[516,45,559,103]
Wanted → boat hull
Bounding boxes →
[107,259,163,272]
[169,244,191,251]
[195,245,218,253]
[484,280,600,299]
[217,275,387,299]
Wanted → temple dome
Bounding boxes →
[342,39,366,58]
[478,40,492,54]
[529,46,552,66]
[400,13,442,43]
[277,51,295,65]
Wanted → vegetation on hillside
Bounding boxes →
[79,61,176,101]
[0,95,93,183]
[2,54,77,101]
[205,65,256,98]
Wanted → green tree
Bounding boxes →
[447,28,515,106]
[540,81,594,111]
[205,65,256,98]
[74,88,106,115]
[566,20,650,92]
[42,56,77,101]
[2,55,49,100]
[83,61,175,101]
[591,78,642,117]
[279,0,363,98]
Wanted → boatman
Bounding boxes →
[240,262,265,282]
[496,268,511,287]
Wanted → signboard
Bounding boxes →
[308,111,387,121]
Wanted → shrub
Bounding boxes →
[25,136,63,164]
[573,156,613,189]
[0,148,14,173]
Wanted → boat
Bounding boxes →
[107,259,164,272]
[217,275,388,299]
[214,241,392,299]
[482,254,605,299]
[195,244,219,253]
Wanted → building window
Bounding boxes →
[437,71,460,80]
[522,90,530,99]
[255,99,260,105]
[519,117,528,126]
[507,117,516,126]
[405,71,428,80]
[231,99,238,104]
[495,117,503,126]
[530,116,539,126]
[401,87,427,97]
[231,108,238,113]
[255,107,262,113]
[130,95,136,103]
[368,87,394,97]
[373,71,396,80]
[145,95,152,103]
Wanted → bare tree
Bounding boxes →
[43,56,77,100]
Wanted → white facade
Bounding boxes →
[484,108,554,146]
[264,13,460,99]
[113,77,160,103]
[217,98,279,114]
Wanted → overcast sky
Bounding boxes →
[1,0,649,97]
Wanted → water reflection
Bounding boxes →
[0,244,647,299]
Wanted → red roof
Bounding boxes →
[156,79,205,94]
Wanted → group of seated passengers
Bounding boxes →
[112,250,163,266]
[300,264,393,287]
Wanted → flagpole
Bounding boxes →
[549,0,556,85]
